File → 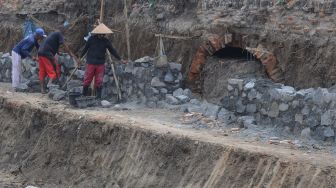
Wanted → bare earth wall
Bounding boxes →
[0,91,336,187]
[1,0,336,91]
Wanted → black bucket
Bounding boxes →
[69,92,81,106]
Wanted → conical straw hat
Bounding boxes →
[91,23,114,34]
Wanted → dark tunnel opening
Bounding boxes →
[212,46,256,61]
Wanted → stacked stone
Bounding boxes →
[0,53,12,83]
[223,78,336,141]
[107,56,187,107]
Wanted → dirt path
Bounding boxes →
[0,83,336,187]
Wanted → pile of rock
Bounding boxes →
[0,52,80,94]
[223,78,336,141]
[108,56,187,107]
[0,53,12,83]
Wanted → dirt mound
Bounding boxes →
[0,90,336,187]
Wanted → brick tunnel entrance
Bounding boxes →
[187,35,285,98]
[212,46,255,60]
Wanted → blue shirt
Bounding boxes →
[13,34,39,59]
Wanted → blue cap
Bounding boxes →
[35,28,47,37]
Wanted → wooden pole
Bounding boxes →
[100,0,105,23]
[107,51,122,100]
[124,0,131,60]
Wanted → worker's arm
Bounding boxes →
[106,40,121,61]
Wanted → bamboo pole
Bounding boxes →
[124,0,131,60]
[107,51,122,100]
[100,0,105,23]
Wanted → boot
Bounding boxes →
[96,87,103,99]
[83,86,89,96]
[40,81,47,94]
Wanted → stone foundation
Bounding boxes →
[223,78,336,141]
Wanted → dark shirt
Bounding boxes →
[13,34,39,59]
[81,35,121,65]
[38,32,64,59]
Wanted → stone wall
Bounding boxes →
[222,78,336,141]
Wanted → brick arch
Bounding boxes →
[187,34,284,89]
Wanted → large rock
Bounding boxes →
[169,62,182,72]
[321,110,334,125]
[166,95,180,105]
[202,102,221,119]
[217,108,236,124]
[228,79,244,91]
[175,95,190,104]
[75,70,85,79]
[135,56,153,63]
[49,89,66,101]
[151,77,166,87]
[173,88,184,97]
[268,102,279,117]
[164,70,174,83]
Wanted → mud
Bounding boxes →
[0,85,336,187]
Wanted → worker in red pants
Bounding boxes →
[80,23,124,99]
[38,24,71,93]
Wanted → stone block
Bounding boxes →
[176,95,190,104]
[169,62,182,72]
[183,89,193,98]
[166,95,180,105]
[295,114,303,124]
[279,103,289,111]
[151,77,166,87]
[301,128,311,139]
[321,111,334,125]
[200,101,220,119]
[101,100,112,108]
[236,100,246,114]
[244,81,255,91]
[324,126,335,138]
[190,99,201,105]
[246,104,257,113]
[268,102,279,118]
[228,79,243,91]
[217,108,236,124]
[248,89,258,101]
[164,70,174,83]
[173,88,184,97]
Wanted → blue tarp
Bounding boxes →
[23,20,36,38]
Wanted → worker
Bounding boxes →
[37,23,72,93]
[11,28,46,90]
[80,23,124,99]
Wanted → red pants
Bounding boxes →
[83,64,105,88]
[38,56,60,81]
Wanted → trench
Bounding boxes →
[0,94,336,187]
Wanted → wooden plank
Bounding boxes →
[154,33,200,40]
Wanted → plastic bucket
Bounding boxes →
[68,92,81,106]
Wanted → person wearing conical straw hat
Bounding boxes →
[80,23,125,99]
